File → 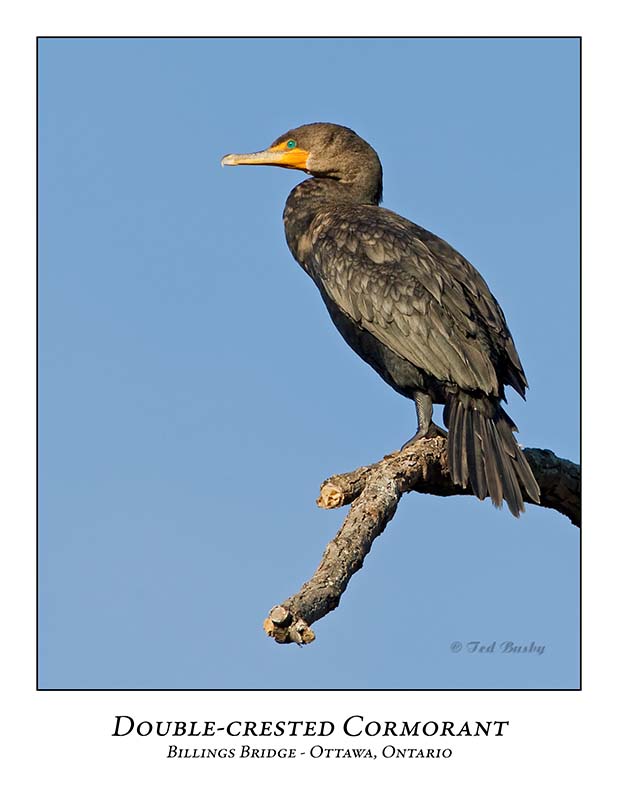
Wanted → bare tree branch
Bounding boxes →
[263,438,580,645]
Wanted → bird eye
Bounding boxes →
[286,139,297,149]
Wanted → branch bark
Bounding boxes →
[263,438,580,645]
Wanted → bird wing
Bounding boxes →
[306,206,527,398]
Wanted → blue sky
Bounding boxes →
[38,37,580,689]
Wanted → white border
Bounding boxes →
[2,2,613,796]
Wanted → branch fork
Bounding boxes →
[263,438,580,645]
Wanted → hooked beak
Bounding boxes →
[221,144,310,172]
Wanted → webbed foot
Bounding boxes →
[401,421,448,450]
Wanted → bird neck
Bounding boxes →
[284,177,381,264]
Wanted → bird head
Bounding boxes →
[222,122,383,202]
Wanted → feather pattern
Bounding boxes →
[305,205,526,399]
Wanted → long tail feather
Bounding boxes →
[444,392,540,517]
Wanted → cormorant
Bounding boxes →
[222,122,540,516]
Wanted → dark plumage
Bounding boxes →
[222,122,540,515]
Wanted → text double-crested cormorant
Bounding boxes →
[222,122,540,516]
